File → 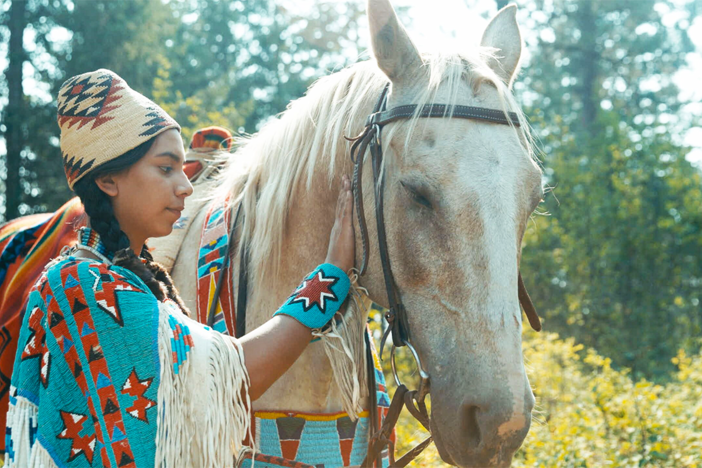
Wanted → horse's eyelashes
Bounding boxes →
[401,181,433,210]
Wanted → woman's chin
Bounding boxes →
[148,224,175,239]
[155,228,174,239]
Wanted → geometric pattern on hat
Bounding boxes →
[188,126,233,152]
[57,69,180,190]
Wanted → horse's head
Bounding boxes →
[362,1,543,466]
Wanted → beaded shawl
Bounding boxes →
[5,230,250,468]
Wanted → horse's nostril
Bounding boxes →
[461,404,481,449]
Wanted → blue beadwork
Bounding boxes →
[77,226,113,260]
[274,263,351,329]
[168,314,193,374]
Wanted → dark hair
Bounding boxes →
[73,137,190,315]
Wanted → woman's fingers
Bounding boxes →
[336,179,346,219]
[337,176,351,218]
[325,175,355,273]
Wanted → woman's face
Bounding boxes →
[101,129,193,245]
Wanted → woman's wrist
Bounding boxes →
[273,263,351,329]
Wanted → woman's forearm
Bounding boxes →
[237,315,313,400]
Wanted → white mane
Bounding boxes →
[214,49,536,292]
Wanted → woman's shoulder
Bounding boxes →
[39,255,155,300]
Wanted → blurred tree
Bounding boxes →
[0,0,76,220]
[55,0,175,92]
[0,0,366,219]
[162,0,365,131]
[514,0,701,379]
[2,0,27,220]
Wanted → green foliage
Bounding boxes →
[385,328,702,467]
[515,0,701,380]
[151,55,251,142]
[515,332,702,467]
[522,105,702,380]
[163,0,364,131]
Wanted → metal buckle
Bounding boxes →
[366,112,382,127]
[372,123,381,138]
[390,340,431,403]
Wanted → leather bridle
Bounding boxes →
[350,83,542,467]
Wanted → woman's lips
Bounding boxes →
[166,207,183,217]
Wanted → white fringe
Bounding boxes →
[155,302,253,468]
[4,394,57,468]
[27,441,56,468]
[311,272,369,420]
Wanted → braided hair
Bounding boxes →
[73,137,190,315]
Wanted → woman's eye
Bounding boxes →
[160,166,173,174]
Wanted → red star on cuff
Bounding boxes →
[290,271,339,313]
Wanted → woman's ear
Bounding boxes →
[94,174,119,197]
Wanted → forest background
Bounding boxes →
[1,0,701,465]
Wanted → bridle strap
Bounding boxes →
[235,237,249,338]
[364,329,383,468]
[349,84,411,350]
[367,103,521,128]
[360,384,433,468]
[519,272,541,331]
[369,120,411,349]
[349,85,390,276]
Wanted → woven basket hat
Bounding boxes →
[57,69,180,190]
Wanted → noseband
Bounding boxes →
[352,83,542,467]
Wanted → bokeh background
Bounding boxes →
[1,0,701,466]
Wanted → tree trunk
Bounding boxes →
[4,0,28,221]
[576,0,598,136]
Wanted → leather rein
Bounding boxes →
[351,83,542,467]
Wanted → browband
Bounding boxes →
[366,103,521,128]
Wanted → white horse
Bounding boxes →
[171,0,542,466]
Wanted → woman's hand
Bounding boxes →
[325,175,355,273]
[239,174,356,401]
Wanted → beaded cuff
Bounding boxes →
[274,263,351,329]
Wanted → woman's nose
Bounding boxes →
[178,172,194,197]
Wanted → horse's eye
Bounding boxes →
[401,181,433,210]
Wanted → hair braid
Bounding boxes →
[77,181,130,254]
[141,248,191,315]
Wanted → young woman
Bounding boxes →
[5,69,355,468]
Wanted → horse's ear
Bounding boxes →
[367,0,421,83]
[480,5,523,87]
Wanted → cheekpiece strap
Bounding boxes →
[273,263,351,329]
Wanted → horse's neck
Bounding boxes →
[173,169,360,413]
[248,171,352,411]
